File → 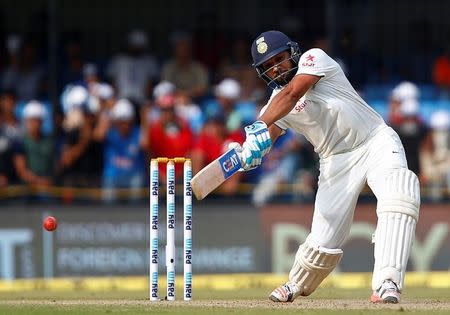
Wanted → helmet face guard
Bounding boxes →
[252,38,301,89]
[254,41,301,89]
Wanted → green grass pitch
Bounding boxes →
[0,287,449,315]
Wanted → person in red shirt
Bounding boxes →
[147,94,194,179]
[433,45,450,92]
[191,115,244,195]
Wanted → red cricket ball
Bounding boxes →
[43,216,57,231]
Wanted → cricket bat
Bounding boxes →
[191,148,243,200]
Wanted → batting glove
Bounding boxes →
[244,120,272,156]
[228,142,258,171]
[241,140,264,169]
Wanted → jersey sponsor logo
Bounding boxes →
[219,149,241,179]
[294,100,309,112]
[302,54,315,67]
[306,54,315,62]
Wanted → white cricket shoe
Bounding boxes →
[370,280,401,304]
[269,282,301,302]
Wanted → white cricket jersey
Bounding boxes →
[263,48,385,158]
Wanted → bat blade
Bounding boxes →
[191,148,243,200]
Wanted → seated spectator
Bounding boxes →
[150,81,204,134]
[0,90,23,186]
[161,32,208,101]
[91,82,116,113]
[56,85,102,188]
[191,116,244,196]
[13,101,53,186]
[203,78,257,132]
[174,92,204,135]
[60,33,85,87]
[217,35,265,102]
[83,63,100,89]
[93,99,145,201]
[0,124,14,187]
[252,130,303,206]
[388,81,420,125]
[65,62,101,94]
[2,38,46,101]
[390,99,428,176]
[432,44,450,98]
[147,93,194,180]
[420,110,450,201]
[107,29,159,105]
[4,34,21,72]
[60,84,90,115]
[0,89,22,141]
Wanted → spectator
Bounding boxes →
[60,33,85,87]
[4,34,21,62]
[150,80,204,134]
[174,93,204,135]
[83,63,100,87]
[56,85,102,187]
[191,115,244,196]
[0,124,15,187]
[217,35,264,102]
[389,99,428,176]
[0,89,22,140]
[67,62,102,97]
[107,29,159,105]
[91,82,115,113]
[432,44,450,98]
[161,32,208,101]
[2,38,46,101]
[420,110,450,201]
[252,130,303,206]
[388,81,420,126]
[93,99,145,201]
[0,89,22,186]
[147,92,194,179]
[13,101,53,186]
[204,78,256,132]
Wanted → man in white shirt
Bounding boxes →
[236,30,420,304]
[107,30,159,105]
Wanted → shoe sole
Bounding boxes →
[269,295,281,302]
[383,296,399,304]
[370,294,399,304]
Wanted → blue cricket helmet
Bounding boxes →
[251,30,301,89]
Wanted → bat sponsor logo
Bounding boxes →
[219,149,241,179]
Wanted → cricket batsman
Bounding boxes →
[232,30,420,303]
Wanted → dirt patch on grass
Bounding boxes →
[1,298,449,311]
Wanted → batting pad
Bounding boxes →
[372,168,420,291]
[289,242,343,297]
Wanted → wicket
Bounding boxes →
[149,157,192,301]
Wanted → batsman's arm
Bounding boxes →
[191,125,283,200]
[259,74,320,127]
[268,123,283,144]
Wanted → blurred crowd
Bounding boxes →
[0,30,449,204]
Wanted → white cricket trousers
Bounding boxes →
[306,124,408,248]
